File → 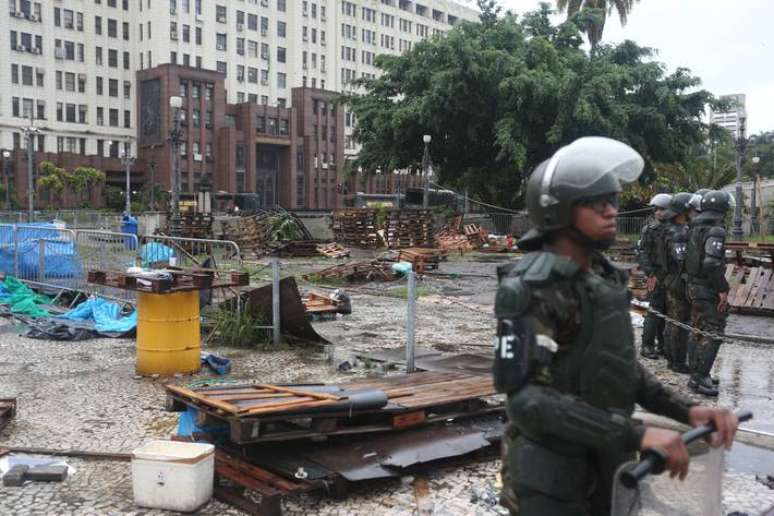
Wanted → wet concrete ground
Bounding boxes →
[0,250,772,514]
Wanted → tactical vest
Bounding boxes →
[521,254,638,414]
[685,224,711,278]
[665,223,689,275]
[641,221,668,274]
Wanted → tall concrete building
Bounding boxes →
[1,0,478,209]
[710,93,747,139]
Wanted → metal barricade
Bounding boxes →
[617,216,648,238]
[75,230,139,302]
[13,224,80,292]
[139,235,242,277]
[0,223,16,278]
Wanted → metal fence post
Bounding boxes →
[37,238,45,283]
[406,270,416,373]
[272,256,281,346]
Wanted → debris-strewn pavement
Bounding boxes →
[1,252,773,515]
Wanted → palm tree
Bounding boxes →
[556,0,640,48]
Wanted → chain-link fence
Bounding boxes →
[75,230,139,302]
[139,235,242,280]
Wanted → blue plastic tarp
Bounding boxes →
[141,242,175,268]
[0,223,81,280]
[60,297,137,333]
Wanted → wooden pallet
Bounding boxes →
[87,269,249,294]
[726,264,774,314]
[316,242,351,258]
[305,262,395,283]
[165,372,498,444]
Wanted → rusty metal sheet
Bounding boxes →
[239,276,329,344]
[298,417,501,481]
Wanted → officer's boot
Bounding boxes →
[641,315,660,359]
[656,318,666,357]
[688,338,721,397]
[671,329,690,374]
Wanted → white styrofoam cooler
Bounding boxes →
[131,440,215,512]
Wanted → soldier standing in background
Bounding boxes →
[639,193,672,359]
[662,192,693,373]
[684,190,731,397]
[494,138,738,515]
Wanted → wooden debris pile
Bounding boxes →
[397,248,448,272]
[382,209,434,249]
[305,261,395,284]
[330,209,381,249]
[435,216,487,252]
[162,212,214,239]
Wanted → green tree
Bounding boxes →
[556,0,640,48]
[747,131,774,179]
[104,185,124,211]
[343,2,714,209]
[38,162,105,206]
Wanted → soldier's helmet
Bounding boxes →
[688,188,711,212]
[649,193,673,209]
[695,190,730,221]
[662,192,693,218]
[524,137,644,233]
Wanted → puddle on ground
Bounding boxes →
[718,313,774,476]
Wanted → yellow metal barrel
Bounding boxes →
[136,291,201,375]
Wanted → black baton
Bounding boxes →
[620,409,753,488]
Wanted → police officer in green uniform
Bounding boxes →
[639,193,672,358]
[662,192,693,373]
[685,190,731,397]
[495,138,739,515]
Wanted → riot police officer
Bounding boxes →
[639,193,672,358]
[687,188,711,222]
[685,190,731,397]
[662,192,693,373]
[494,138,738,515]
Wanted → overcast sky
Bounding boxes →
[494,0,773,134]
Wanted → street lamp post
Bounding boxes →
[733,117,748,240]
[119,142,135,216]
[421,134,431,209]
[2,150,10,210]
[169,96,184,216]
[750,155,761,236]
[22,116,40,222]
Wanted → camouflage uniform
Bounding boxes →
[663,221,690,372]
[685,207,729,395]
[638,218,668,355]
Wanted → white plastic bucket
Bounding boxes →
[131,440,215,512]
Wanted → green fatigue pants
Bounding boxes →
[665,276,690,369]
[502,433,632,516]
[642,284,666,354]
[687,289,728,379]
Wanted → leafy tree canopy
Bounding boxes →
[343,1,717,209]
[38,162,105,199]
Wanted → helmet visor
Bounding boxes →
[548,137,645,191]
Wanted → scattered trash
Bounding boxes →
[200,352,232,375]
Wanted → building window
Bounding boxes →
[109,78,118,97]
[124,110,131,128]
[109,108,119,126]
[277,21,286,38]
[97,107,104,125]
[124,81,131,99]
[216,33,227,51]
[277,47,286,63]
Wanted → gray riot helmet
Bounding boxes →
[525,137,644,234]
[695,190,730,221]
[663,192,693,219]
[688,188,711,212]
[649,193,672,209]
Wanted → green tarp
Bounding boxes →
[0,276,51,317]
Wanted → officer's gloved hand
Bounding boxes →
[646,275,657,292]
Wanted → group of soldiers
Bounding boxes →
[638,189,732,397]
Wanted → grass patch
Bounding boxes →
[204,307,273,349]
[387,285,430,299]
